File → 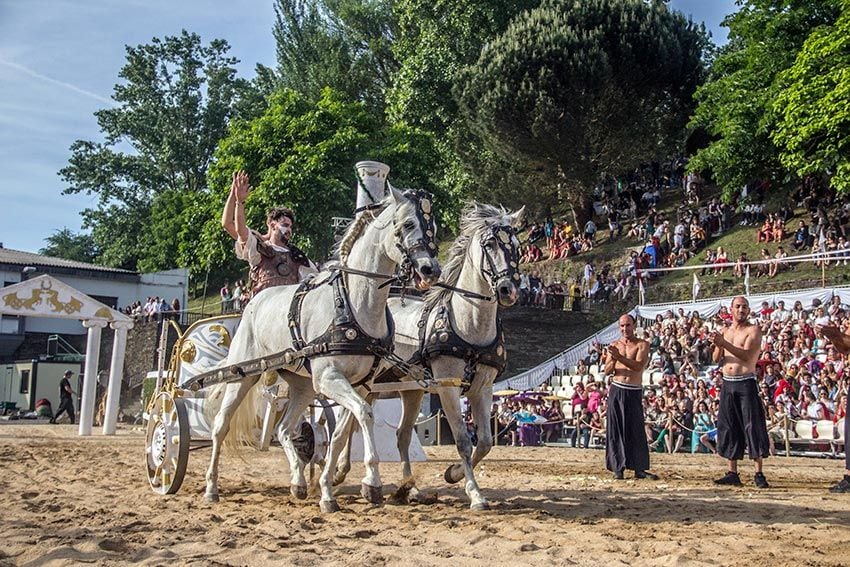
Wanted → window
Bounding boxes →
[19,370,30,394]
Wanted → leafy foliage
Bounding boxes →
[59,31,254,270]
[197,88,444,272]
[273,0,397,111]
[772,0,850,193]
[38,228,100,264]
[457,0,706,217]
[688,0,841,200]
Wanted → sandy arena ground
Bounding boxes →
[0,422,848,566]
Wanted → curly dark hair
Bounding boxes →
[267,206,295,225]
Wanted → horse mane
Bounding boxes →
[424,203,511,310]
[327,199,390,266]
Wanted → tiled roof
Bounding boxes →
[0,246,136,274]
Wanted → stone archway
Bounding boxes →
[0,274,133,436]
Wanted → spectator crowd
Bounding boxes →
[493,295,848,456]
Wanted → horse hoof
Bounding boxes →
[407,486,421,504]
[319,500,341,514]
[361,483,383,505]
[204,493,219,503]
[444,464,463,484]
[333,471,348,486]
[290,484,308,500]
[471,501,490,512]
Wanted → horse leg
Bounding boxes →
[438,389,488,510]
[314,368,383,509]
[395,389,424,503]
[333,392,371,486]
[204,377,258,502]
[275,376,314,500]
[332,409,355,486]
[468,383,495,470]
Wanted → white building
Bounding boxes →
[0,245,188,359]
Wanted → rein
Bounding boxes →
[433,281,494,302]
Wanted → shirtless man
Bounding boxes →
[710,296,770,488]
[221,170,316,296]
[816,321,850,493]
[602,313,658,480]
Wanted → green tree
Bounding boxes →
[457,0,706,220]
[195,88,444,275]
[59,31,254,270]
[772,0,850,193]
[689,0,841,200]
[273,0,396,111]
[388,1,541,221]
[39,228,99,263]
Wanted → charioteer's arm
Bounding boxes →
[221,171,240,240]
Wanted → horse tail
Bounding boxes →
[203,380,263,453]
[201,304,268,454]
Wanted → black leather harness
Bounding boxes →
[284,188,438,388]
[413,303,507,393]
[378,222,519,392]
[288,270,395,386]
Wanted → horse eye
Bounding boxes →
[403,221,416,231]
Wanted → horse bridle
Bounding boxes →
[432,223,520,302]
[479,224,521,292]
[392,189,438,285]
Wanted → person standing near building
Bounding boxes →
[710,296,771,488]
[602,313,659,480]
[50,370,76,425]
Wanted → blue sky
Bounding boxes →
[0,0,736,256]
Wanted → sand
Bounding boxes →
[0,422,848,566]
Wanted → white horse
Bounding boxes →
[333,203,524,510]
[204,186,441,513]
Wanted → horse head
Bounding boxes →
[387,186,442,290]
[469,203,525,307]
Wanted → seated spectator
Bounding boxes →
[712,246,729,275]
[772,215,785,242]
[541,400,564,443]
[769,246,787,277]
[792,220,810,251]
[756,248,771,277]
[733,251,749,278]
[757,215,773,243]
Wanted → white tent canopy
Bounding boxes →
[495,285,850,392]
[0,274,133,435]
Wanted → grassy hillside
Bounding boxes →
[520,185,848,309]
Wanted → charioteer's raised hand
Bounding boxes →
[232,170,251,202]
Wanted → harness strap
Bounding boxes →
[287,269,395,384]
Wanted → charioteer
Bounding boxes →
[221,170,317,296]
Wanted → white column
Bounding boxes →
[102,320,133,435]
[79,320,107,436]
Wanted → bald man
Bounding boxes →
[817,322,850,493]
[710,296,770,488]
[602,313,658,480]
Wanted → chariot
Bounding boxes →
[143,315,337,495]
